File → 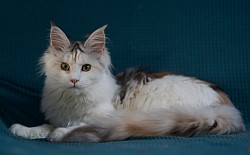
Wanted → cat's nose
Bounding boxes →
[70,79,79,85]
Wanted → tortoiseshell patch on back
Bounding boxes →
[208,83,233,105]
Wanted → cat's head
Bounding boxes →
[40,23,112,91]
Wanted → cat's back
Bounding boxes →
[115,68,231,111]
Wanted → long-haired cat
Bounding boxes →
[10,23,245,142]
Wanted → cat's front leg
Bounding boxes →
[10,124,54,139]
[47,123,86,142]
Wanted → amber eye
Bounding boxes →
[61,62,70,71]
[82,64,91,72]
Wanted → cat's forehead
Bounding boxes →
[61,46,97,65]
[60,41,85,62]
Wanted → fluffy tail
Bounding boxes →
[62,105,245,142]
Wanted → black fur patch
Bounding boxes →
[116,68,150,102]
[69,42,85,53]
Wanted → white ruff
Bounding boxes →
[41,73,118,127]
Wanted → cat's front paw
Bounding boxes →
[10,124,31,139]
[47,128,69,142]
[10,124,53,139]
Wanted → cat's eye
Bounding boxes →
[61,62,70,71]
[82,64,91,72]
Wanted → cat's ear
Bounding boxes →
[50,24,70,52]
[84,25,107,53]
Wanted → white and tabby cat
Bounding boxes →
[10,23,245,142]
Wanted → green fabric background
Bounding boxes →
[0,0,249,154]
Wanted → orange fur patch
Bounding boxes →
[209,83,233,105]
[126,122,162,136]
[150,72,172,79]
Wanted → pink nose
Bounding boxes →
[70,79,79,85]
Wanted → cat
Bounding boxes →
[10,23,245,142]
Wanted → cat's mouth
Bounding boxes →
[69,86,81,89]
[68,85,86,90]
[67,84,89,90]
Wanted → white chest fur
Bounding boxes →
[41,76,117,127]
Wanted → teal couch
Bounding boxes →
[0,0,249,154]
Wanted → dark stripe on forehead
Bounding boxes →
[74,49,78,62]
[69,42,85,53]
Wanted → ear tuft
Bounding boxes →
[50,25,70,52]
[50,20,56,27]
[84,25,107,53]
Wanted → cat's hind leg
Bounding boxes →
[47,123,86,142]
[10,124,54,139]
